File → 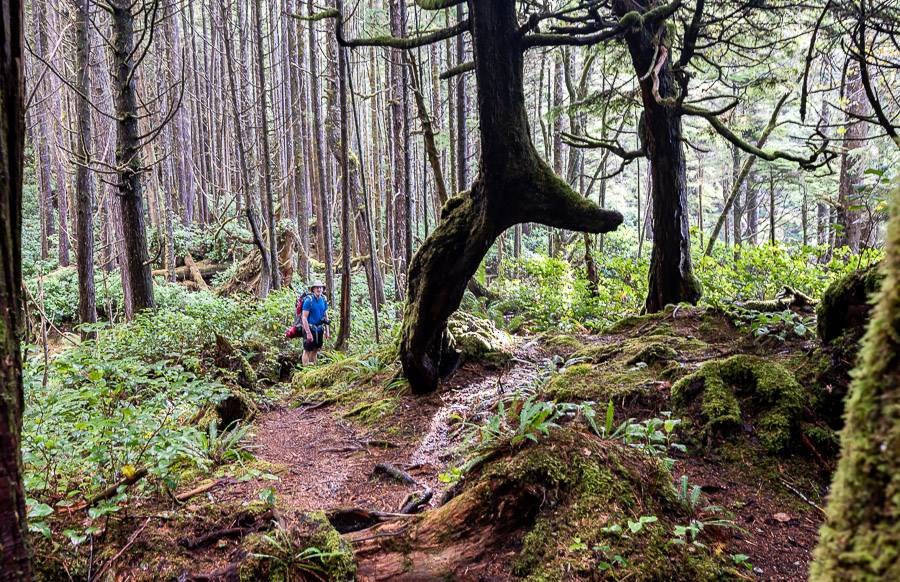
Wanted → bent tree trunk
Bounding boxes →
[399,0,622,393]
[615,0,701,313]
[0,0,31,577]
[810,187,900,580]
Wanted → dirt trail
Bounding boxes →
[222,342,544,515]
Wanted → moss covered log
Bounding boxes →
[349,428,732,580]
[811,192,900,581]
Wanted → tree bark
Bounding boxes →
[836,60,868,252]
[399,0,621,393]
[73,0,97,333]
[0,1,31,577]
[614,0,701,313]
[109,0,155,311]
[335,4,352,350]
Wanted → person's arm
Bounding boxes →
[301,310,312,340]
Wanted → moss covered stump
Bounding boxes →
[672,355,804,453]
[348,428,733,581]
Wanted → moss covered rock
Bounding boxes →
[447,311,514,365]
[817,262,884,345]
[672,355,804,453]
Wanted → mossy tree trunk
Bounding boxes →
[811,188,900,580]
[399,0,622,393]
[614,0,701,313]
[0,1,31,577]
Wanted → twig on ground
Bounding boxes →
[92,517,152,580]
[374,462,417,485]
[780,479,826,515]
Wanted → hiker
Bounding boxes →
[300,281,329,364]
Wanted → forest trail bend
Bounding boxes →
[226,342,545,516]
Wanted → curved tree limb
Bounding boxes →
[681,94,829,169]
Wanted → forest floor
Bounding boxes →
[110,307,830,581]
[32,306,841,581]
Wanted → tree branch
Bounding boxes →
[682,94,828,168]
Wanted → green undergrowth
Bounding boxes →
[470,429,736,581]
[239,511,355,581]
[23,286,308,560]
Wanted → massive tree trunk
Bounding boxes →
[73,0,97,334]
[399,0,621,393]
[0,2,31,578]
[615,0,701,313]
[811,187,900,580]
[109,0,155,311]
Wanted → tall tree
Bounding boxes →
[107,0,155,311]
[73,0,97,334]
[811,188,900,580]
[335,0,623,393]
[0,1,31,578]
[335,1,352,350]
[252,0,281,290]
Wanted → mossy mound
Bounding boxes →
[672,355,804,453]
[352,428,734,580]
[817,262,884,345]
[448,311,514,365]
[540,332,586,352]
[239,511,355,581]
[291,345,405,424]
[544,334,706,403]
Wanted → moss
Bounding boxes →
[290,345,407,425]
[542,333,585,351]
[816,262,884,345]
[618,10,643,29]
[811,191,900,581]
[239,511,355,582]
[672,355,804,453]
[473,429,730,581]
[448,311,514,365]
[625,341,678,366]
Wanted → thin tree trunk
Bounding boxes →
[73,0,97,333]
[253,0,281,290]
[335,4,352,349]
[221,0,271,297]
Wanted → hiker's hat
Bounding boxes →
[310,280,325,290]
